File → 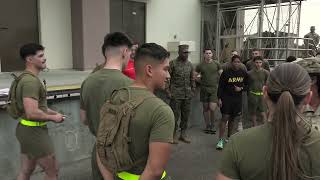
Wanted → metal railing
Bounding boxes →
[244,36,318,63]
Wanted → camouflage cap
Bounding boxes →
[178,44,189,52]
[294,57,320,74]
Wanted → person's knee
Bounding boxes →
[202,103,209,112]
[20,164,36,176]
[19,155,36,176]
[39,155,59,177]
[44,163,59,177]
[209,102,217,111]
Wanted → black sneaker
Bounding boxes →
[208,129,216,134]
[203,127,211,134]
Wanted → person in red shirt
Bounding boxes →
[123,43,139,79]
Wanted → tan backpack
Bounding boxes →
[6,72,36,119]
[96,88,154,174]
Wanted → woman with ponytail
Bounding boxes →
[216,63,320,180]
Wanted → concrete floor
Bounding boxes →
[0,69,248,180]
[31,126,222,180]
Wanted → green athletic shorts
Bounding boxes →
[248,93,266,114]
[200,87,218,103]
[16,123,54,159]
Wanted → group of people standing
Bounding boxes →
[9,30,320,180]
[194,48,271,150]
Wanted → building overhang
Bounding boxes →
[201,0,305,7]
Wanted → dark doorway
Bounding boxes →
[0,0,39,72]
[110,0,146,44]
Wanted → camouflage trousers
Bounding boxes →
[170,98,191,132]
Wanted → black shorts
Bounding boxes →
[221,95,242,117]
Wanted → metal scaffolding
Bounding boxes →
[201,0,311,63]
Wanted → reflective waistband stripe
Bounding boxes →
[250,91,263,96]
[20,119,47,127]
[117,171,166,180]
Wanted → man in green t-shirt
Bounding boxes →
[248,56,269,127]
[80,32,133,180]
[97,43,174,180]
[195,48,222,134]
[13,43,65,180]
[245,48,270,71]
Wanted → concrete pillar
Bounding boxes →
[71,0,110,70]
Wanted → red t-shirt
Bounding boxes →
[122,59,136,80]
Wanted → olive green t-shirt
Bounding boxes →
[248,68,269,92]
[16,72,48,119]
[196,60,221,90]
[110,87,175,173]
[91,63,105,74]
[220,123,320,180]
[80,69,132,136]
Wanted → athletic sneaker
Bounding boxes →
[225,138,229,143]
[238,121,243,131]
[216,139,224,150]
[208,127,216,134]
[203,126,211,134]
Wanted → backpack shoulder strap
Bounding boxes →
[8,72,35,100]
[14,71,36,81]
[110,87,132,102]
[128,94,155,110]
[109,87,156,110]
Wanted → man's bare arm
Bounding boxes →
[96,151,114,180]
[46,108,58,115]
[216,173,233,180]
[23,97,63,123]
[140,142,172,180]
[80,109,88,126]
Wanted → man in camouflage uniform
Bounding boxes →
[304,26,320,57]
[169,44,195,144]
[304,26,320,48]
[295,57,320,130]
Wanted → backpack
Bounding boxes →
[6,72,35,119]
[96,88,154,174]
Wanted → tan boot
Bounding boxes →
[179,130,191,144]
[173,132,179,144]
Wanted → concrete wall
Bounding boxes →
[146,0,202,63]
[0,99,95,180]
[71,0,110,70]
[39,0,73,70]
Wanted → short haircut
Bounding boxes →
[203,48,213,53]
[20,43,45,60]
[252,48,260,52]
[101,32,133,58]
[134,43,170,74]
[253,56,264,62]
[286,56,297,62]
[231,55,241,62]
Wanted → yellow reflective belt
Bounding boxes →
[20,119,47,127]
[117,171,166,180]
[250,91,263,96]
